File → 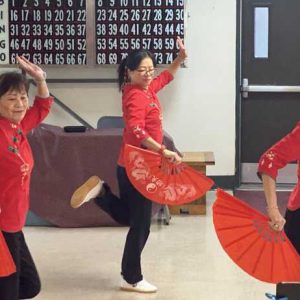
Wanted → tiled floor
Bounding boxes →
[24,191,275,300]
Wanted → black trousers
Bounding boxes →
[276,208,300,298]
[284,208,300,255]
[95,166,152,284]
[0,231,41,300]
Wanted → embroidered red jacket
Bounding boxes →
[257,122,300,210]
[118,70,173,166]
[0,96,53,232]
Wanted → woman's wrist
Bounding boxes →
[36,93,50,99]
[33,71,47,83]
[158,144,166,155]
[267,205,279,210]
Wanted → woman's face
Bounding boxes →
[0,88,28,124]
[128,57,155,89]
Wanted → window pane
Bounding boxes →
[254,7,269,58]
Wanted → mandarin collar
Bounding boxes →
[123,83,149,94]
[0,117,21,130]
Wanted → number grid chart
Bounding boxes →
[1,0,87,65]
[0,0,185,65]
[96,0,185,64]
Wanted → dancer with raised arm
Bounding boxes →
[71,37,187,293]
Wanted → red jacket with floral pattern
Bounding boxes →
[118,70,173,166]
[0,96,53,232]
[257,122,300,210]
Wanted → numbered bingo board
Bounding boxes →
[95,0,184,64]
[0,0,87,65]
[0,0,185,65]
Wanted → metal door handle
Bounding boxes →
[241,78,300,98]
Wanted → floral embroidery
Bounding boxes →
[8,145,29,185]
[263,151,276,169]
[133,125,146,139]
[266,151,275,161]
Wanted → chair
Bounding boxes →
[97,116,171,225]
[97,116,124,129]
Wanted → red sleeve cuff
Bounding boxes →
[35,95,54,102]
[257,156,279,180]
[132,125,150,141]
[34,96,54,109]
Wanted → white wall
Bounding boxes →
[30,0,236,176]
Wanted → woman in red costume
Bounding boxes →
[258,123,300,254]
[0,56,53,299]
[71,37,187,293]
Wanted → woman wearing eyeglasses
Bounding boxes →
[71,37,187,293]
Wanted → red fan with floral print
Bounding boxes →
[0,231,16,277]
[124,144,214,205]
[213,189,300,283]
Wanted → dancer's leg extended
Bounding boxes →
[70,171,130,225]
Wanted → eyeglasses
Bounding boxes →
[135,68,156,76]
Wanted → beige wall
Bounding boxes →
[4,0,237,176]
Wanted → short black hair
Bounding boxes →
[0,72,29,97]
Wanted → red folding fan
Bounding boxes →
[0,231,16,277]
[213,189,300,283]
[124,144,214,205]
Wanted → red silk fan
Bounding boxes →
[0,231,16,277]
[213,189,300,283]
[124,144,214,205]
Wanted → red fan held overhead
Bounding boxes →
[124,144,214,205]
[0,231,16,277]
[213,189,300,283]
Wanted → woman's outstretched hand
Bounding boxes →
[16,55,50,97]
[16,55,46,83]
[167,37,187,75]
[177,36,187,61]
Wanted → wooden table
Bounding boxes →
[168,151,215,215]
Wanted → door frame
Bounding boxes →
[236,0,298,187]
[235,0,242,188]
